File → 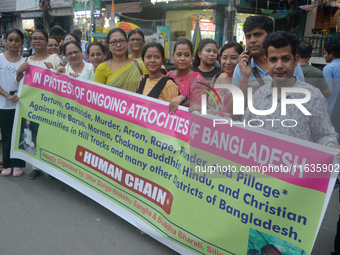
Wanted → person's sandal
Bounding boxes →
[13,167,23,177]
[1,168,12,176]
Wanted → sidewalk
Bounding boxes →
[0,143,339,254]
[0,164,178,255]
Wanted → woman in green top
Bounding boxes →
[94,28,143,92]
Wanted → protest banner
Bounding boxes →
[12,65,338,254]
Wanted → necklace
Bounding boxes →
[4,52,20,63]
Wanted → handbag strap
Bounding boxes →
[133,59,143,76]
[137,76,176,99]
[252,67,265,86]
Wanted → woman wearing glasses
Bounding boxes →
[17,30,62,80]
[16,29,62,179]
[127,29,145,60]
[57,41,93,80]
[94,28,144,92]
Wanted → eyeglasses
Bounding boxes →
[47,44,59,47]
[32,37,46,42]
[66,50,81,57]
[108,39,127,46]
[89,52,103,57]
[129,38,143,44]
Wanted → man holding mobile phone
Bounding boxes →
[228,15,305,120]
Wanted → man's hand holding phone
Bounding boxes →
[239,50,252,79]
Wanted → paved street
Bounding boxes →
[0,163,339,255]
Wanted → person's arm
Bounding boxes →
[294,63,305,82]
[228,51,252,120]
[16,60,29,83]
[318,71,330,97]
[162,80,181,103]
[168,95,186,114]
[331,91,340,144]
[323,66,333,96]
[94,63,107,84]
[0,86,18,102]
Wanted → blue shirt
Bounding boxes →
[323,59,340,115]
[232,58,305,88]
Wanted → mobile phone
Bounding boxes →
[244,50,249,66]
[9,90,18,96]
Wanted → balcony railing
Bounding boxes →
[299,36,339,57]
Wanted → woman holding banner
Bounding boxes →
[94,28,144,92]
[137,42,178,102]
[17,30,62,78]
[0,29,26,176]
[167,38,204,114]
[57,41,94,81]
[16,29,62,179]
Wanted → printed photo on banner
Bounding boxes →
[18,118,39,156]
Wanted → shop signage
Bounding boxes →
[21,12,43,18]
[50,0,73,8]
[192,18,216,31]
[51,8,74,16]
[0,0,16,12]
[105,2,141,13]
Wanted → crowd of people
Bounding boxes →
[0,16,340,254]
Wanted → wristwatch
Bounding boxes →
[181,94,188,104]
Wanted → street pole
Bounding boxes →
[90,0,93,43]
[110,0,115,30]
[227,0,236,42]
[84,0,87,42]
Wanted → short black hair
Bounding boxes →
[87,42,106,55]
[262,31,300,57]
[173,38,193,54]
[32,29,48,42]
[141,42,165,63]
[297,41,313,59]
[7,28,24,41]
[243,15,273,35]
[48,36,59,44]
[192,38,218,67]
[63,33,81,44]
[106,28,128,59]
[49,25,66,36]
[324,41,340,58]
[73,29,82,38]
[128,29,145,41]
[63,41,82,56]
[220,41,243,56]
